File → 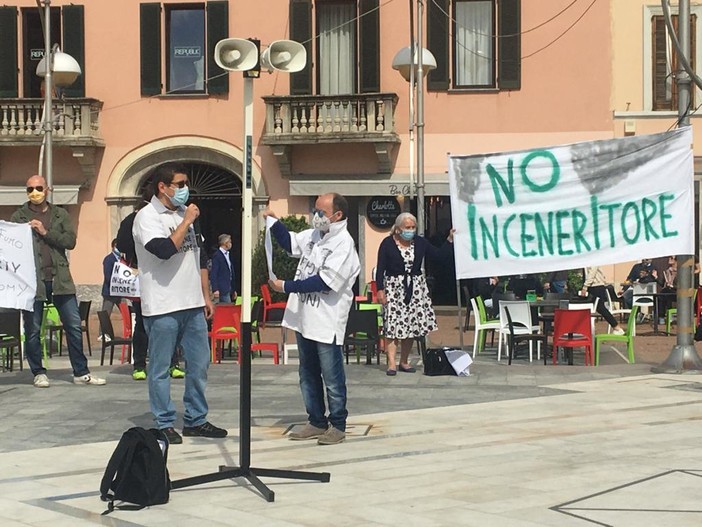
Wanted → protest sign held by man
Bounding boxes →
[0,220,36,311]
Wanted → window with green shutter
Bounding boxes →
[652,14,696,111]
[427,0,520,92]
[140,1,229,97]
[289,0,380,95]
[62,5,85,97]
[0,6,18,98]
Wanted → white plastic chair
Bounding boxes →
[632,282,656,322]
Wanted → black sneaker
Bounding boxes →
[162,427,182,444]
[182,421,228,438]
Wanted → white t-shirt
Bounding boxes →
[133,196,205,316]
[282,219,361,344]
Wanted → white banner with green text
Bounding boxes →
[448,128,694,279]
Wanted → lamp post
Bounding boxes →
[35,0,81,191]
[652,0,702,373]
[392,1,436,235]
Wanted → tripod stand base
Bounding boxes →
[171,465,331,502]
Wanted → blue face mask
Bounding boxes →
[400,229,416,241]
[168,185,190,207]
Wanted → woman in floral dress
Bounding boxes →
[376,213,454,375]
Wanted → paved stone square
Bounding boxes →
[1,313,701,526]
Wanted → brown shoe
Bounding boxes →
[317,426,346,445]
[288,423,327,440]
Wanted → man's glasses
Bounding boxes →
[170,180,188,189]
[26,186,44,193]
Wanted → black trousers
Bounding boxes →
[131,301,179,371]
[586,285,618,328]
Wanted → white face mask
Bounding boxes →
[312,210,332,232]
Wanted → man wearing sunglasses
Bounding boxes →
[264,193,360,445]
[133,162,226,445]
[11,175,106,388]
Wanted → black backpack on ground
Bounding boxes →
[100,427,170,514]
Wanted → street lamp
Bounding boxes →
[392,39,436,235]
[35,0,81,192]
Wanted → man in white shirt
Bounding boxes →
[264,193,360,445]
[133,162,227,445]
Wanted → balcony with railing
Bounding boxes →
[262,93,400,177]
[0,98,104,180]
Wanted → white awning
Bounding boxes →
[288,173,449,197]
[0,185,81,206]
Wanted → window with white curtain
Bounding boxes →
[454,0,494,88]
[317,1,356,95]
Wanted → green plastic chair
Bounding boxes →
[40,304,61,368]
[594,305,638,365]
[665,307,676,335]
[470,296,500,357]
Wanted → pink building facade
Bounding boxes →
[0,1,692,303]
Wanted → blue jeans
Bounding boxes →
[295,333,347,432]
[217,293,232,304]
[144,308,210,429]
[22,281,89,377]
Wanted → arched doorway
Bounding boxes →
[139,161,243,292]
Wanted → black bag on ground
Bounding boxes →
[424,347,458,376]
[695,323,702,342]
[100,427,170,514]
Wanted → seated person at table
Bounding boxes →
[543,269,569,294]
[624,259,653,285]
[508,274,543,300]
[581,266,625,335]
[657,256,677,324]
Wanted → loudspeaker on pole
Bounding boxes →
[260,40,307,73]
[214,38,259,72]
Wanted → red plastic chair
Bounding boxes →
[209,304,241,363]
[369,280,378,303]
[118,302,133,364]
[552,308,594,366]
[250,300,280,364]
[260,284,287,328]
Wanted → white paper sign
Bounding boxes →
[448,128,695,279]
[0,221,37,311]
[443,349,472,376]
[265,216,278,281]
[110,261,140,297]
